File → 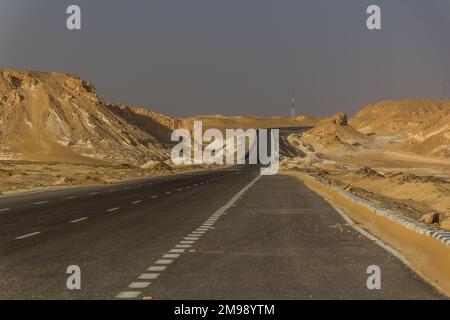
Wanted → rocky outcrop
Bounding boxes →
[419,212,440,225]
[301,113,367,152]
[0,69,185,165]
[355,167,383,178]
[331,112,348,126]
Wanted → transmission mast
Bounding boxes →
[439,81,444,99]
[290,88,296,118]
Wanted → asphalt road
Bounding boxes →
[0,129,444,299]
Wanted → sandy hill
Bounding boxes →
[400,112,450,158]
[0,69,185,164]
[351,100,450,134]
[186,114,319,131]
[302,113,367,152]
[351,100,450,157]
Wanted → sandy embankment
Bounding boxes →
[287,171,450,297]
[0,160,209,196]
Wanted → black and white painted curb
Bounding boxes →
[309,175,450,248]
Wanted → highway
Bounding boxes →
[0,129,443,299]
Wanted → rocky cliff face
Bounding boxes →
[0,69,184,164]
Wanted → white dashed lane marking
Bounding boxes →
[70,217,89,224]
[64,196,76,200]
[175,244,191,249]
[106,207,120,212]
[116,174,261,299]
[169,249,185,253]
[33,201,48,205]
[0,208,10,213]
[89,192,99,195]
[147,266,166,272]
[115,291,141,299]
[151,195,159,199]
[138,273,160,280]
[14,232,41,240]
[155,259,173,265]
[188,234,201,238]
[131,200,142,205]
[129,282,151,289]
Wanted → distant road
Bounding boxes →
[0,128,442,299]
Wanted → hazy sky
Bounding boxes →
[1,0,450,117]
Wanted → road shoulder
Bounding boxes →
[286,171,450,297]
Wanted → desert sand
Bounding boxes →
[0,159,214,196]
[282,101,450,231]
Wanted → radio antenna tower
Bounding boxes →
[439,81,444,99]
[290,88,296,118]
